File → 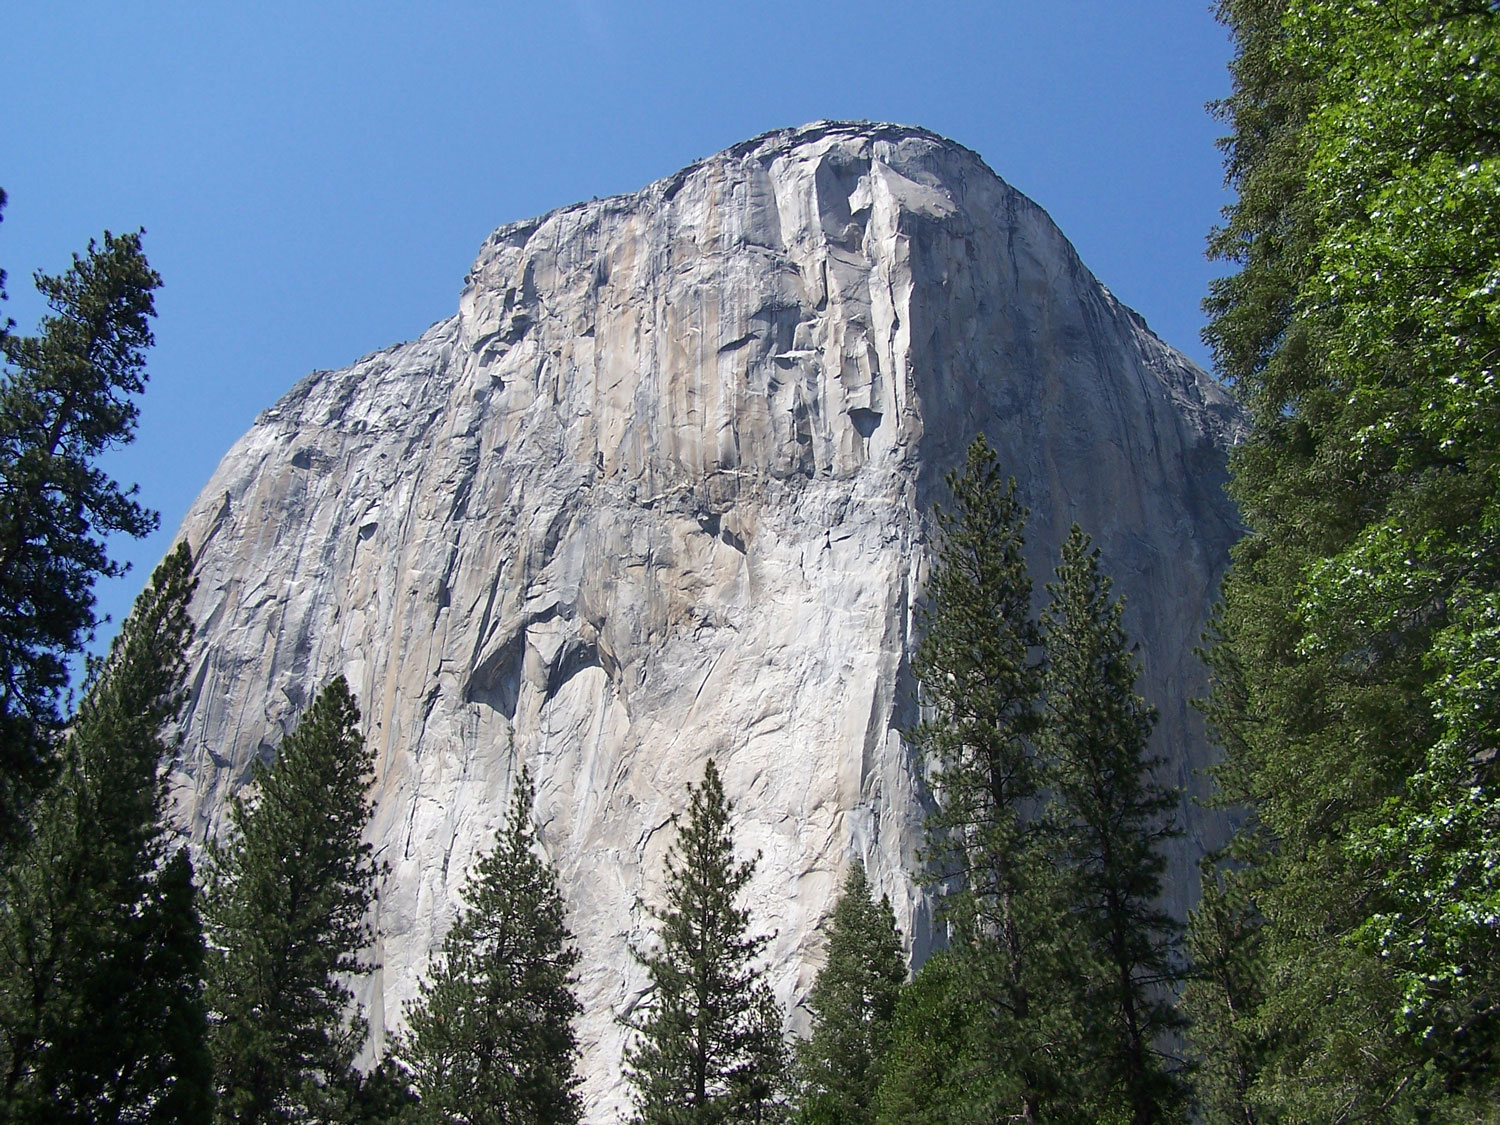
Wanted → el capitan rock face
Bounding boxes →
[169,121,1241,1119]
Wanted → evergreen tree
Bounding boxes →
[792,862,904,1125]
[0,542,211,1123]
[0,202,161,840]
[623,758,787,1124]
[1199,0,1500,1115]
[396,766,582,1125]
[204,676,379,1124]
[1182,856,1271,1125]
[907,434,1071,1120]
[1041,527,1185,1123]
[871,953,984,1125]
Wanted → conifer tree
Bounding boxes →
[1182,857,1270,1125]
[872,953,984,1125]
[0,202,162,840]
[907,434,1069,1120]
[396,765,582,1125]
[0,542,211,1122]
[204,676,379,1125]
[1041,526,1185,1123]
[792,862,904,1125]
[623,758,787,1124]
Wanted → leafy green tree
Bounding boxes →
[792,862,904,1125]
[204,676,379,1124]
[1198,0,1500,1115]
[0,542,211,1123]
[0,199,161,838]
[396,766,582,1125]
[623,758,787,1124]
[907,435,1077,1120]
[1041,527,1185,1123]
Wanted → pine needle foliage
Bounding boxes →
[204,676,379,1125]
[623,759,787,1124]
[0,204,162,840]
[906,434,1071,1120]
[1182,855,1271,1125]
[396,765,583,1125]
[0,541,211,1122]
[792,862,904,1125]
[1041,526,1185,1123]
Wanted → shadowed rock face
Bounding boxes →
[169,121,1242,1119]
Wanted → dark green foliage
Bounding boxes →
[204,676,379,1124]
[1197,0,1500,1116]
[906,435,1071,1120]
[0,201,161,839]
[872,953,984,1125]
[792,863,904,1125]
[1041,526,1186,1123]
[0,542,211,1122]
[1182,856,1271,1125]
[623,759,787,1124]
[396,766,582,1125]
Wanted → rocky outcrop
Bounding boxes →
[168,121,1241,1119]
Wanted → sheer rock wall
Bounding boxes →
[169,121,1241,1119]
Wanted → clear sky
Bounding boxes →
[1,1,1233,653]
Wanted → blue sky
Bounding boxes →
[2,2,1233,651]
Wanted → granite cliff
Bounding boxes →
[167,121,1241,1118]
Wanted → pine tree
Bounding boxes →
[0,542,211,1123]
[0,204,162,841]
[792,862,904,1125]
[1041,526,1185,1123]
[396,765,582,1125]
[204,676,379,1124]
[907,434,1069,1120]
[623,758,787,1124]
[871,953,984,1125]
[1182,856,1270,1125]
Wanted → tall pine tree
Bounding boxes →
[396,765,582,1125]
[0,542,211,1123]
[792,862,904,1125]
[204,676,379,1125]
[623,758,787,1124]
[0,206,162,841]
[907,435,1071,1121]
[1041,526,1185,1123]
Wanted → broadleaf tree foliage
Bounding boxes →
[623,758,787,1124]
[0,542,210,1123]
[1194,0,1500,1122]
[204,676,380,1125]
[872,952,983,1125]
[1196,0,1500,1116]
[396,765,583,1125]
[0,193,161,840]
